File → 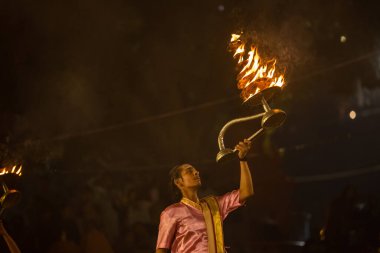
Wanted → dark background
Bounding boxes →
[0,0,379,252]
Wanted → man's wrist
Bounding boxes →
[239,157,247,162]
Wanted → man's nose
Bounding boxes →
[194,170,199,176]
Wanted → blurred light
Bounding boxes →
[278,147,285,155]
[217,5,225,12]
[349,110,356,119]
[356,202,365,210]
[340,35,347,43]
[320,228,325,241]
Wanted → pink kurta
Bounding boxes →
[156,190,243,253]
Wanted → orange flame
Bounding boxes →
[229,33,285,101]
[0,165,22,176]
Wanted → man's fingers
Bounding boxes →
[238,142,250,148]
[236,139,252,150]
[237,142,246,147]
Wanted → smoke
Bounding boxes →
[229,0,317,77]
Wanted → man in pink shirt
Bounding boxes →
[156,139,254,253]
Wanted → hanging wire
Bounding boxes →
[40,50,380,143]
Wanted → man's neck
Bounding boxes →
[181,188,199,203]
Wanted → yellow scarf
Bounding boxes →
[180,197,225,253]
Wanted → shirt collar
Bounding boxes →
[181,197,202,211]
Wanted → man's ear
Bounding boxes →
[174,178,183,188]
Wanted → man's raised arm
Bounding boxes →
[0,221,21,253]
[235,139,254,203]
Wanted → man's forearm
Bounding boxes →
[239,160,254,203]
[2,233,21,253]
[156,248,168,253]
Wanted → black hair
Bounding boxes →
[169,164,183,201]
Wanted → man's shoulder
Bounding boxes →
[161,202,184,215]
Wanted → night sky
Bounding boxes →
[1,0,380,246]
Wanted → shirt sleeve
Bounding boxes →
[156,209,177,249]
[216,189,244,220]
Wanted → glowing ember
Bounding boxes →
[229,33,285,101]
[0,165,22,176]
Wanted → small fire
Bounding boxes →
[229,33,285,101]
[0,165,22,176]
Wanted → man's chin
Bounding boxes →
[192,182,201,188]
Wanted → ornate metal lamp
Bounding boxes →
[216,86,286,162]
[0,166,22,216]
[216,33,287,162]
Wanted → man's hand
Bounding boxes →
[235,139,252,160]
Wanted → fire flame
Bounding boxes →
[0,165,22,176]
[229,33,285,101]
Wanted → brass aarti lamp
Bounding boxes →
[216,86,286,163]
[216,33,287,163]
[0,166,22,216]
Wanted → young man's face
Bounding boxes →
[176,164,201,189]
